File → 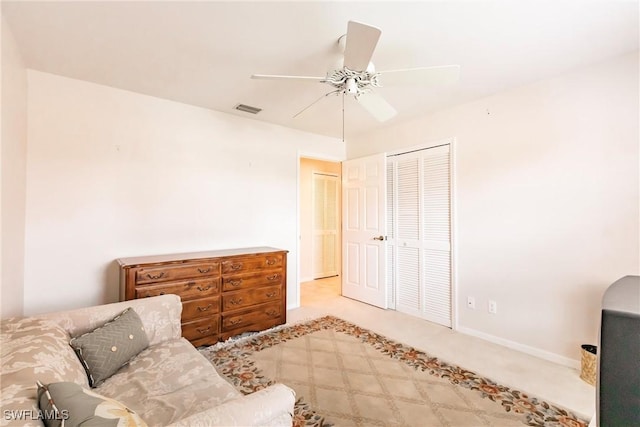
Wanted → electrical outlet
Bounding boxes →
[488,300,497,314]
[467,296,476,310]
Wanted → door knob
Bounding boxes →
[373,235,385,241]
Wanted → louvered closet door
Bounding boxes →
[386,161,396,309]
[313,173,339,279]
[387,144,451,327]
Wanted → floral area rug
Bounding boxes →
[199,316,589,427]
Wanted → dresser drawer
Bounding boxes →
[181,296,220,321]
[222,285,281,311]
[221,254,283,274]
[135,277,219,300]
[182,317,219,342]
[221,302,282,332]
[222,271,283,292]
[136,262,219,284]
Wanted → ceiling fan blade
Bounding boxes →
[343,21,382,72]
[378,65,460,86]
[251,74,326,82]
[356,91,397,122]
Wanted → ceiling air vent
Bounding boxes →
[234,104,262,114]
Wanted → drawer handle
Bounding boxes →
[266,259,276,265]
[196,327,211,335]
[197,285,212,291]
[266,291,277,298]
[266,274,279,281]
[229,318,242,325]
[230,263,243,271]
[146,272,165,280]
[266,310,278,316]
[198,267,211,274]
[229,298,243,306]
[228,279,242,287]
[197,304,213,312]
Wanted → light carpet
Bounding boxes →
[200,316,589,427]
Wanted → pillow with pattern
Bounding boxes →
[70,307,149,387]
[37,380,147,427]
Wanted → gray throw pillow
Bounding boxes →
[36,381,147,427]
[70,307,149,387]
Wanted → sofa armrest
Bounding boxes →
[166,383,296,427]
[35,294,182,346]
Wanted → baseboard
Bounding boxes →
[456,326,581,370]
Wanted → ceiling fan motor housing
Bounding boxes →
[325,68,381,95]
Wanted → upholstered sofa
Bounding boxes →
[1,294,295,426]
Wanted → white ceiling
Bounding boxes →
[3,1,638,141]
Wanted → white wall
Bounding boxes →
[24,70,345,315]
[348,52,639,364]
[1,16,28,318]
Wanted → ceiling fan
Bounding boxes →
[251,20,460,127]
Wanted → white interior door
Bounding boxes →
[342,153,387,308]
[313,173,339,279]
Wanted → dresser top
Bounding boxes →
[117,246,288,267]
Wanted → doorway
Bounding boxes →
[299,158,342,298]
[313,172,339,279]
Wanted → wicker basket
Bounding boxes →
[580,344,597,386]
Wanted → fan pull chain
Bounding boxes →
[342,92,345,143]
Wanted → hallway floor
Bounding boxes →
[288,276,594,420]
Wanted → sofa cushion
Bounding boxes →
[95,338,240,426]
[1,317,89,426]
[70,308,149,387]
[37,294,182,347]
[36,381,147,427]
[167,383,296,427]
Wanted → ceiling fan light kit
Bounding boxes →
[251,20,460,127]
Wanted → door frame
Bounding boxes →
[386,137,458,331]
[296,151,345,309]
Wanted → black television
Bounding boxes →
[596,275,640,426]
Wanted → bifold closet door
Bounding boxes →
[313,173,339,279]
[387,144,451,327]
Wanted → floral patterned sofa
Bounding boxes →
[1,294,295,426]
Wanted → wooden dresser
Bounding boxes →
[117,247,287,346]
